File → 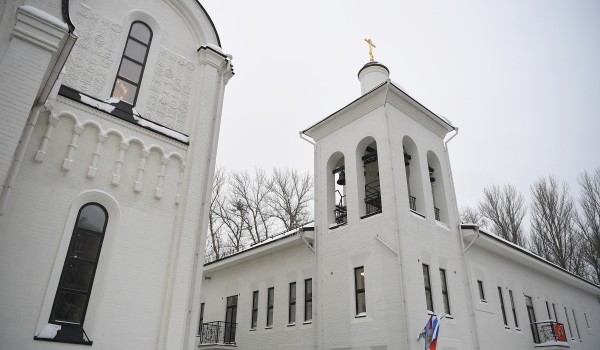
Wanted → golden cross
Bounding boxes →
[364,38,376,62]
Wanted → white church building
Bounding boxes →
[0,1,598,350]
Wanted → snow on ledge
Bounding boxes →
[36,324,61,339]
[20,6,68,31]
[132,114,189,143]
[79,94,115,114]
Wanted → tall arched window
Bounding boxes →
[356,137,381,218]
[48,203,108,342]
[403,136,425,216]
[327,152,346,227]
[112,21,152,105]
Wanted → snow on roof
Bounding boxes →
[76,93,190,143]
[20,6,68,31]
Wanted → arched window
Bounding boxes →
[356,138,381,218]
[427,151,448,224]
[112,21,152,105]
[327,152,346,227]
[48,203,108,342]
[403,136,425,216]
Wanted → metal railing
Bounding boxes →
[409,196,416,211]
[434,207,440,221]
[364,180,382,216]
[199,321,237,345]
[531,321,567,344]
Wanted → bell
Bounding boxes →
[337,171,346,185]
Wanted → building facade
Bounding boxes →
[198,63,600,350]
[0,1,232,349]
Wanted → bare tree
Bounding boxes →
[530,176,584,276]
[270,168,313,231]
[576,168,600,284]
[459,205,488,229]
[229,169,273,244]
[478,184,527,246]
[206,168,226,262]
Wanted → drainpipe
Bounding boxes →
[299,131,318,350]
[444,128,481,350]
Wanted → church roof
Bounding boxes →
[302,80,454,141]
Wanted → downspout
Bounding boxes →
[444,128,481,349]
[383,85,412,350]
[299,131,318,350]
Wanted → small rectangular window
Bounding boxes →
[546,301,552,320]
[422,264,433,312]
[477,280,486,302]
[509,290,518,328]
[251,291,258,329]
[498,287,508,326]
[553,303,559,322]
[289,282,296,324]
[198,302,205,335]
[565,306,574,339]
[584,312,590,328]
[439,269,450,315]
[304,279,312,322]
[266,287,274,327]
[354,267,366,315]
[572,309,581,340]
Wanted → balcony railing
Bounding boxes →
[409,196,416,211]
[199,321,237,345]
[364,180,382,216]
[434,207,440,221]
[531,321,568,345]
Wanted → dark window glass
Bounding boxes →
[422,264,433,312]
[50,203,108,327]
[572,309,581,340]
[546,301,552,320]
[354,267,366,315]
[565,307,574,338]
[477,280,486,301]
[498,287,508,326]
[289,282,296,324]
[440,269,450,315]
[224,295,237,344]
[251,291,258,329]
[553,303,559,322]
[266,287,274,327]
[304,279,312,322]
[198,303,204,335]
[112,21,152,105]
[509,290,519,328]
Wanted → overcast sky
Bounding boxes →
[202,0,600,215]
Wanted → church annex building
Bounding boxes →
[0,1,598,350]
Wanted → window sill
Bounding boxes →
[355,313,367,318]
[34,336,93,346]
[480,299,487,303]
[265,326,273,330]
[287,323,295,327]
[516,328,522,332]
[329,223,347,230]
[504,326,511,330]
[303,320,312,325]
[360,211,382,220]
[427,311,435,316]
[249,328,256,331]
[444,315,453,319]
[410,210,426,220]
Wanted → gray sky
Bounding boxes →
[202,0,600,213]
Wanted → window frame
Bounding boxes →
[509,290,519,328]
[498,287,508,327]
[251,291,259,329]
[288,282,296,325]
[111,21,153,106]
[354,266,366,316]
[564,306,574,339]
[439,268,450,315]
[477,280,486,302]
[266,287,274,327]
[40,201,110,345]
[571,308,581,340]
[422,264,433,313]
[304,279,312,322]
[198,302,205,335]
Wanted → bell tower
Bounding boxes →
[301,56,473,349]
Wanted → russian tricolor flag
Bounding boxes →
[418,315,440,350]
